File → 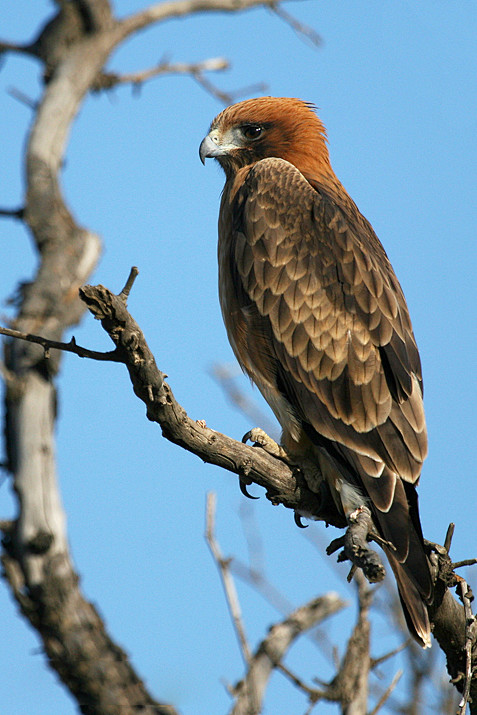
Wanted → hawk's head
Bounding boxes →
[200,96,330,179]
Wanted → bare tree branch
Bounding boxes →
[456,578,476,715]
[205,491,347,714]
[0,325,121,362]
[4,274,477,707]
[206,492,253,666]
[326,572,372,714]
[427,537,477,710]
[229,592,345,715]
[95,56,230,90]
[326,506,387,585]
[367,669,403,715]
[269,2,322,48]
[0,2,315,713]
[1,525,179,715]
[118,0,303,38]
[77,278,322,516]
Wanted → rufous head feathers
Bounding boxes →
[200,96,331,179]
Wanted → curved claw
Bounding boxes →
[294,512,308,529]
[239,479,259,500]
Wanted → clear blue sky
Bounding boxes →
[1,2,476,713]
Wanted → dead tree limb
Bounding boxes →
[78,278,321,515]
[1,1,311,713]
[4,262,477,707]
[229,593,345,715]
[76,276,476,707]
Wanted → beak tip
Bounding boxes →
[199,136,209,165]
[200,133,225,164]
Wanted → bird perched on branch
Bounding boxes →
[200,97,433,647]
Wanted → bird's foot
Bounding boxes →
[239,428,292,500]
[242,429,323,491]
[242,428,291,461]
[326,505,386,584]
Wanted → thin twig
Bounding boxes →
[119,266,139,302]
[370,640,409,670]
[210,363,277,438]
[205,492,252,665]
[444,523,455,553]
[230,593,345,715]
[368,669,403,715]
[276,661,324,700]
[194,72,267,105]
[0,206,24,219]
[453,559,477,570]
[0,40,28,54]
[7,87,38,109]
[97,57,230,90]
[0,326,121,362]
[269,2,322,48]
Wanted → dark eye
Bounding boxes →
[241,124,263,140]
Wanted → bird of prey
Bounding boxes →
[200,97,433,647]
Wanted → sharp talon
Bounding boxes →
[239,479,259,500]
[241,427,288,460]
[347,564,358,583]
[368,530,396,551]
[294,512,308,529]
[326,535,345,556]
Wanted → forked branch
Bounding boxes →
[3,269,477,707]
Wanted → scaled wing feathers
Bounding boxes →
[208,98,433,647]
[226,158,427,485]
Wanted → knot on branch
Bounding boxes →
[79,284,118,323]
[28,530,54,555]
[93,72,121,91]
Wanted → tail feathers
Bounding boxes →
[385,548,432,648]
[370,476,433,647]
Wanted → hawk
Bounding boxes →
[200,97,433,647]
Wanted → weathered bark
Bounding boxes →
[2,1,309,713]
[428,550,477,712]
[1,531,177,715]
[78,279,476,709]
[79,281,323,515]
[2,0,174,710]
[1,2,474,714]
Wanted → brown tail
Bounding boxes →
[373,478,433,648]
[385,548,432,648]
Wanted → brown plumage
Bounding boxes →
[200,97,433,647]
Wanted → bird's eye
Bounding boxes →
[241,125,263,141]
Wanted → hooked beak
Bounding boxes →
[199,131,229,164]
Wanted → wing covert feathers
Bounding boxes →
[217,152,431,647]
[225,158,427,478]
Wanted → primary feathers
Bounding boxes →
[200,97,433,647]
